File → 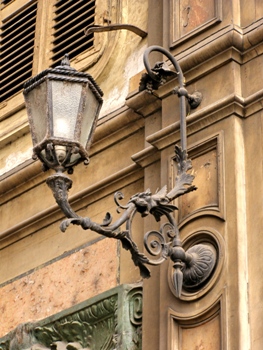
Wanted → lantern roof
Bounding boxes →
[23,54,103,101]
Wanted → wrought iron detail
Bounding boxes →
[27,45,216,298]
[36,142,89,174]
[46,144,216,297]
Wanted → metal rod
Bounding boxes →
[143,45,187,152]
[84,24,147,38]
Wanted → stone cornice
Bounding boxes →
[143,90,263,151]
[91,105,145,155]
[175,20,263,71]
[131,145,160,168]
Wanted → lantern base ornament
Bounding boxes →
[33,140,90,173]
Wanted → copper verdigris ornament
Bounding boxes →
[0,285,142,350]
[23,46,217,298]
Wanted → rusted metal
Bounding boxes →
[84,24,147,38]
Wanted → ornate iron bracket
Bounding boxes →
[47,148,215,298]
[45,46,215,298]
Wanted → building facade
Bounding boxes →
[0,0,263,349]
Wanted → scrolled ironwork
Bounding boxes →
[46,143,216,296]
[114,191,129,212]
[144,230,168,264]
[29,46,217,298]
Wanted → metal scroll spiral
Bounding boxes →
[144,223,175,266]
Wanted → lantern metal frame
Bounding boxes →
[24,46,217,298]
[23,54,103,173]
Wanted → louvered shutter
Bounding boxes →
[52,0,95,66]
[1,0,13,7]
[0,1,37,102]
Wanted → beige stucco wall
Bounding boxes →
[1,0,263,349]
[0,0,147,338]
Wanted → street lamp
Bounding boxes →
[23,46,216,298]
[23,54,103,173]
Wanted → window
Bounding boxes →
[52,0,95,66]
[0,0,96,103]
[1,0,13,7]
[0,1,37,103]
[0,0,120,109]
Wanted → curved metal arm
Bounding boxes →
[143,46,202,152]
[143,46,188,151]
[46,173,79,219]
[143,46,185,86]
[46,145,215,298]
[46,172,153,278]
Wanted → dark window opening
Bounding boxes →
[0,1,37,102]
[52,0,95,66]
[1,0,13,7]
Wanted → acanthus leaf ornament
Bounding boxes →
[0,285,142,350]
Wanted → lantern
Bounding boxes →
[23,55,103,172]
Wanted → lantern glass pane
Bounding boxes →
[80,87,101,150]
[51,80,82,140]
[25,82,48,146]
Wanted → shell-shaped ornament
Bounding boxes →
[183,244,217,290]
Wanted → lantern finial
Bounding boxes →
[61,54,70,67]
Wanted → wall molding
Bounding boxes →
[169,0,223,48]
[142,92,263,152]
